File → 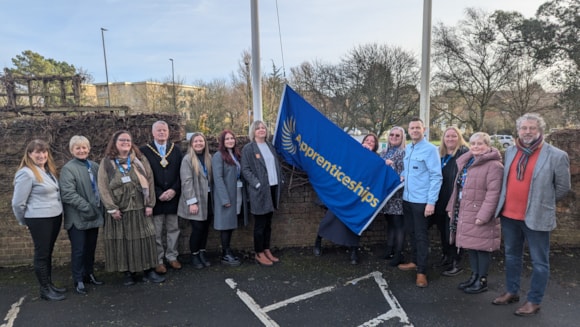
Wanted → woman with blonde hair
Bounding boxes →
[379,126,407,266]
[242,121,283,266]
[12,139,66,301]
[432,126,469,276]
[60,135,104,295]
[178,132,213,269]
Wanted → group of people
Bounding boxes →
[11,113,570,317]
[11,119,283,301]
[375,114,570,317]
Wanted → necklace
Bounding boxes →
[146,143,174,168]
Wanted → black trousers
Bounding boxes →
[67,225,99,283]
[253,212,273,253]
[25,215,62,287]
[403,201,429,274]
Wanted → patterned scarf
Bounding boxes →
[515,134,543,181]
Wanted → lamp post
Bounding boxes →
[100,27,111,107]
[169,58,176,112]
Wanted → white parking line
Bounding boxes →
[1,296,25,327]
[226,271,413,327]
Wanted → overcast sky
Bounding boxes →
[0,0,547,84]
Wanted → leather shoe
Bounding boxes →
[416,273,428,288]
[264,249,280,263]
[492,292,520,305]
[255,253,273,266]
[515,302,540,316]
[123,272,136,286]
[169,260,182,270]
[75,281,87,295]
[155,264,167,274]
[398,262,417,271]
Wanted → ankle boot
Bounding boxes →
[199,250,211,267]
[464,276,488,294]
[221,249,241,266]
[441,260,464,277]
[383,246,394,260]
[40,286,66,301]
[350,247,359,265]
[123,271,136,286]
[313,237,322,256]
[388,252,404,267]
[458,273,478,290]
[191,252,204,269]
[87,273,104,285]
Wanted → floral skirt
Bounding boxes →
[103,209,157,272]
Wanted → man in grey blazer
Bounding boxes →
[492,113,571,317]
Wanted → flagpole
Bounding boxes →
[250,0,263,122]
[420,0,432,140]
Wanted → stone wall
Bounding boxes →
[0,115,577,267]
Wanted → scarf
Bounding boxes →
[515,134,543,180]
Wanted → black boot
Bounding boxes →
[143,269,166,283]
[464,276,488,294]
[86,273,104,285]
[40,286,66,301]
[191,252,204,269]
[388,252,404,267]
[75,281,88,295]
[313,236,322,256]
[383,246,394,260]
[350,247,359,265]
[221,249,242,267]
[123,272,136,286]
[458,273,478,290]
[441,260,464,277]
[199,250,211,267]
[433,254,452,267]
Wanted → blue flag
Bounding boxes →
[273,85,403,235]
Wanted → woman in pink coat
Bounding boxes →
[446,132,503,294]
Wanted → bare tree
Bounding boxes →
[433,8,516,132]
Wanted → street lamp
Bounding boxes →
[100,27,111,107]
[169,58,176,112]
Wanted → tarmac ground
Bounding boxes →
[1,244,579,327]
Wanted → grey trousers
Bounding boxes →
[152,213,180,263]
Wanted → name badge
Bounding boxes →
[121,176,132,184]
[237,180,243,188]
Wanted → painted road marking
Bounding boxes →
[226,271,413,327]
[1,296,25,327]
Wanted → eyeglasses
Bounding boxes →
[518,126,538,132]
[389,134,401,138]
[117,138,132,143]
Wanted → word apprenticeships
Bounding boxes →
[295,134,380,207]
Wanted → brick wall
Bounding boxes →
[0,117,577,267]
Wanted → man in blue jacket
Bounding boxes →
[398,117,442,288]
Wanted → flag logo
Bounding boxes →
[281,117,297,155]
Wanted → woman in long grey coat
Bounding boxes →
[212,130,248,266]
[178,132,213,269]
[241,120,282,267]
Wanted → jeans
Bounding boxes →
[67,225,99,283]
[501,216,551,304]
[403,201,429,274]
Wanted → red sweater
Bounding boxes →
[501,145,542,220]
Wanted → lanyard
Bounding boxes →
[115,157,131,175]
[441,154,452,169]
